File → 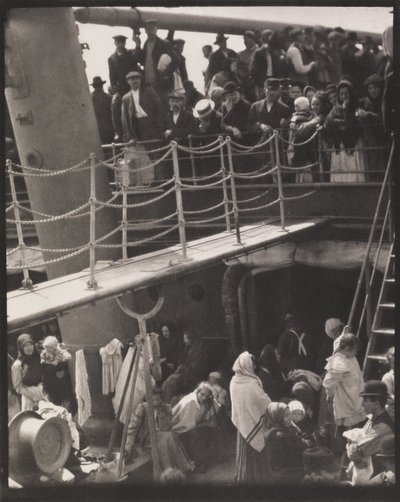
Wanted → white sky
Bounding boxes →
[77,6,392,94]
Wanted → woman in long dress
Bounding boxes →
[229,351,271,482]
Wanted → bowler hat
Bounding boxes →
[214,33,228,45]
[125,71,143,80]
[222,81,240,96]
[244,30,256,41]
[279,78,291,88]
[303,446,335,474]
[264,78,280,89]
[193,98,215,119]
[168,91,185,100]
[91,76,106,87]
[113,34,127,41]
[360,380,390,398]
[376,434,395,458]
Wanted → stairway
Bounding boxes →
[362,239,395,378]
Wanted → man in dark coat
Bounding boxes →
[164,92,197,140]
[90,76,114,145]
[206,33,237,84]
[141,19,179,105]
[194,98,223,136]
[286,28,317,86]
[173,39,189,83]
[340,31,362,91]
[121,70,166,143]
[248,78,291,134]
[279,78,295,114]
[220,81,251,138]
[183,80,204,111]
[108,33,143,140]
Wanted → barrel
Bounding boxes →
[9,410,72,482]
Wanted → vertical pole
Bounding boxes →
[274,132,286,230]
[7,159,33,289]
[87,153,98,289]
[171,141,188,260]
[121,147,129,260]
[219,136,231,232]
[365,262,372,339]
[317,129,323,182]
[226,137,242,245]
[112,142,118,187]
[188,134,197,185]
[387,169,394,240]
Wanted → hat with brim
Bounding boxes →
[125,71,143,80]
[376,435,395,458]
[279,78,291,88]
[91,76,106,87]
[222,81,240,96]
[193,98,215,118]
[264,78,280,89]
[289,28,304,40]
[214,33,228,45]
[173,39,186,45]
[113,35,127,41]
[359,380,390,398]
[9,410,72,483]
[144,18,158,26]
[244,30,256,41]
[168,91,185,100]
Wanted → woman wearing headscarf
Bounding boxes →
[257,344,291,401]
[325,79,365,182]
[11,334,48,411]
[172,382,218,473]
[264,402,309,483]
[230,351,271,482]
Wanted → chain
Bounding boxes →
[230,133,275,151]
[186,210,234,225]
[9,157,89,174]
[283,189,319,201]
[126,211,178,229]
[181,137,222,151]
[234,166,278,179]
[177,141,227,155]
[180,169,223,182]
[7,246,20,256]
[183,200,226,215]
[277,129,319,146]
[5,204,14,213]
[236,188,273,205]
[96,224,179,248]
[6,245,90,270]
[181,175,231,189]
[94,225,123,244]
[101,146,173,175]
[238,198,280,213]
[280,161,319,171]
[6,201,91,224]
[25,243,88,253]
[96,185,176,208]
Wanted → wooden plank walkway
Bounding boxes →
[7,218,326,332]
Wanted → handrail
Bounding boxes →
[347,140,394,331]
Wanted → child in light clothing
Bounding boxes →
[381,347,394,419]
[322,333,366,428]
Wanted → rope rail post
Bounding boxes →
[188,134,197,185]
[274,131,286,230]
[226,137,243,245]
[121,147,129,260]
[87,153,98,289]
[171,141,188,259]
[218,136,231,232]
[7,159,33,289]
[112,142,118,187]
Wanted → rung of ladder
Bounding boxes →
[385,278,395,283]
[367,354,388,362]
[378,302,394,309]
[372,328,395,336]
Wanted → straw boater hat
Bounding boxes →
[193,98,215,119]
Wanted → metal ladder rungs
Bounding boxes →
[367,354,388,362]
[378,302,394,309]
[384,278,395,283]
[372,327,395,336]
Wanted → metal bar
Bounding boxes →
[364,262,372,339]
[171,141,188,259]
[112,142,118,187]
[317,130,323,182]
[87,153,98,289]
[188,135,197,185]
[219,136,231,232]
[347,141,394,330]
[274,132,286,230]
[7,159,33,289]
[226,137,241,244]
[121,147,129,260]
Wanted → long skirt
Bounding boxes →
[330,140,365,182]
[156,430,194,473]
[179,427,217,473]
[235,431,267,483]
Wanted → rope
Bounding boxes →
[93,225,123,245]
[280,161,319,171]
[25,243,88,253]
[185,137,223,151]
[177,141,227,155]
[181,175,231,189]
[97,224,179,248]
[283,189,318,201]
[5,204,14,213]
[6,201,91,224]
[9,157,89,174]
[186,211,234,225]
[95,185,176,208]
[277,129,319,146]
[101,146,173,174]
[125,211,178,229]
[236,188,273,205]
[180,169,223,182]
[6,246,20,256]
[233,166,278,179]
[230,133,275,151]
[6,245,90,270]
[238,198,280,213]
[183,200,226,215]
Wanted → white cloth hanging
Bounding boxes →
[75,349,91,426]
[99,338,124,395]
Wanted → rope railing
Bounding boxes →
[6,130,392,289]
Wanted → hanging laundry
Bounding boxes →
[99,338,124,395]
[75,349,91,426]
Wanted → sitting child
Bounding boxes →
[288,400,314,444]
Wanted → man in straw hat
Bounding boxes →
[345,380,394,484]
[206,33,237,84]
[90,76,114,145]
[193,98,223,135]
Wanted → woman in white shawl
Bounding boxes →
[230,351,271,482]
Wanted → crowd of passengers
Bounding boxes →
[9,316,395,485]
[86,20,395,184]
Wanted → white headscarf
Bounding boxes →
[382,26,393,59]
[230,352,271,452]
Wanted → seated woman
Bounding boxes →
[124,387,194,475]
[11,333,48,411]
[264,402,309,483]
[257,344,291,401]
[158,323,181,382]
[172,382,218,473]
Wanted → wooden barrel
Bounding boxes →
[9,410,72,481]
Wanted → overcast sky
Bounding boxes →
[78,6,392,93]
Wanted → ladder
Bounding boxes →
[362,238,395,377]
